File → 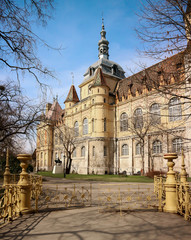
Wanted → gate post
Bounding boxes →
[163,153,178,213]
[17,154,32,214]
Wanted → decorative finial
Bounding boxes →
[102,14,104,30]
[180,148,188,183]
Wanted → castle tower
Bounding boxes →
[89,67,111,174]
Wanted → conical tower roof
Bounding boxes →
[46,98,62,121]
[64,85,80,103]
[91,67,109,89]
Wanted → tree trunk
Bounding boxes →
[141,141,145,176]
[66,152,72,174]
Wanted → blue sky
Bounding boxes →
[1,0,155,109]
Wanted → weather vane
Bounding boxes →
[71,72,74,85]
[102,12,104,25]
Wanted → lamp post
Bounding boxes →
[63,155,66,178]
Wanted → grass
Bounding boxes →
[37,171,154,183]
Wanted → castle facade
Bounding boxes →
[36,20,191,177]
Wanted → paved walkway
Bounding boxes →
[1,177,191,240]
[0,207,191,240]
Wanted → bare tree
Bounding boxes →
[0,0,55,84]
[56,125,76,174]
[128,111,154,175]
[134,0,191,102]
[0,81,43,151]
[136,0,191,59]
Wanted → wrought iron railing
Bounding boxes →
[176,182,191,220]
[0,175,42,225]
[39,183,92,210]
[154,174,191,220]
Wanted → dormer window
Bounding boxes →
[157,71,162,76]
[112,64,117,75]
[89,67,94,76]
[176,63,182,69]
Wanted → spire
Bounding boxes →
[98,18,109,60]
[64,85,80,103]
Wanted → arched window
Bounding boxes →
[92,146,95,156]
[120,112,128,131]
[104,118,106,131]
[153,140,162,154]
[104,146,107,156]
[74,121,79,136]
[122,144,129,156]
[172,138,183,152]
[41,131,44,146]
[92,118,94,132]
[81,146,85,157]
[134,108,143,129]
[136,142,142,155]
[150,103,161,124]
[83,118,88,135]
[73,148,76,157]
[169,97,182,122]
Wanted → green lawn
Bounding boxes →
[37,171,154,183]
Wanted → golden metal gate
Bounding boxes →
[98,183,158,214]
[36,182,158,214]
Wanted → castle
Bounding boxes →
[36,18,191,177]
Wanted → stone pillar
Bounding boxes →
[3,148,11,186]
[163,153,178,213]
[17,154,32,214]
